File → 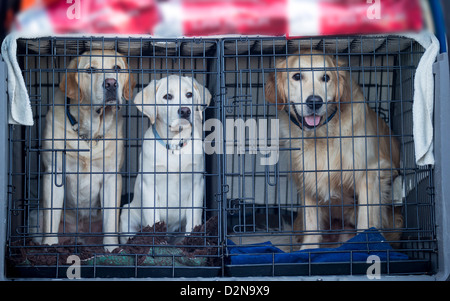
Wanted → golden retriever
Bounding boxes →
[265,51,403,250]
[38,50,135,251]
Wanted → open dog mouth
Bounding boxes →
[289,105,338,131]
[290,105,323,130]
[302,115,322,128]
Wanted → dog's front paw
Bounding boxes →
[185,224,201,236]
[103,237,120,252]
[42,237,59,246]
[299,244,320,251]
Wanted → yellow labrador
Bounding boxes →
[40,50,135,251]
[265,51,403,249]
[120,75,211,243]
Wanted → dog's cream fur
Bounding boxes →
[39,50,135,251]
[265,51,403,250]
[120,75,211,243]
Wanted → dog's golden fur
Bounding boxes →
[265,51,403,249]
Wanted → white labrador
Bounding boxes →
[120,75,211,243]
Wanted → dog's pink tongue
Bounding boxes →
[304,115,321,127]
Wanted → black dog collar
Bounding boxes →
[66,98,78,127]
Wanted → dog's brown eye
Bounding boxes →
[186,92,193,98]
[322,74,330,82]
[163,94,173,100]
[113,65,121,70]
[87,67,97,72]
[292,73,302,81]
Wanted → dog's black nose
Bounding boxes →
[103,78,118,90]
[178,107,191,119]
[306,95,323,111]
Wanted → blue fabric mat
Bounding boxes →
[227,228,408,265]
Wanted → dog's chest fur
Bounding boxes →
[137,127,204,231]
[142,127,204,194]
[43,110,124,214]
[65,135,123,207]
[280,112,362,204]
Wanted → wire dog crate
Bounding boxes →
[5,37,222,278]
[1,34,448,280]
[222,36,437,277]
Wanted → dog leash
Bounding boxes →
[287,106,338,130]
[152,125,191,150]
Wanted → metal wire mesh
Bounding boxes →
[222,36,436,277]
[7,37,222,278]
[4,35,437,278]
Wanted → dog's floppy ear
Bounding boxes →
[192,77,212,111]
[134,79,160,124]
[332,56,351,103]
[265,59,287,110]
[123,73,136,101]
[60,57,81,102]
[122,58,136,101]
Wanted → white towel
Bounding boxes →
[403,31,440,166]
[1,33,34,126]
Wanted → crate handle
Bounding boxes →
[265,163,278,186]
[54,151,66,187]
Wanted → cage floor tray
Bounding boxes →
[225,259,431,278]
[7,265,222,279]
